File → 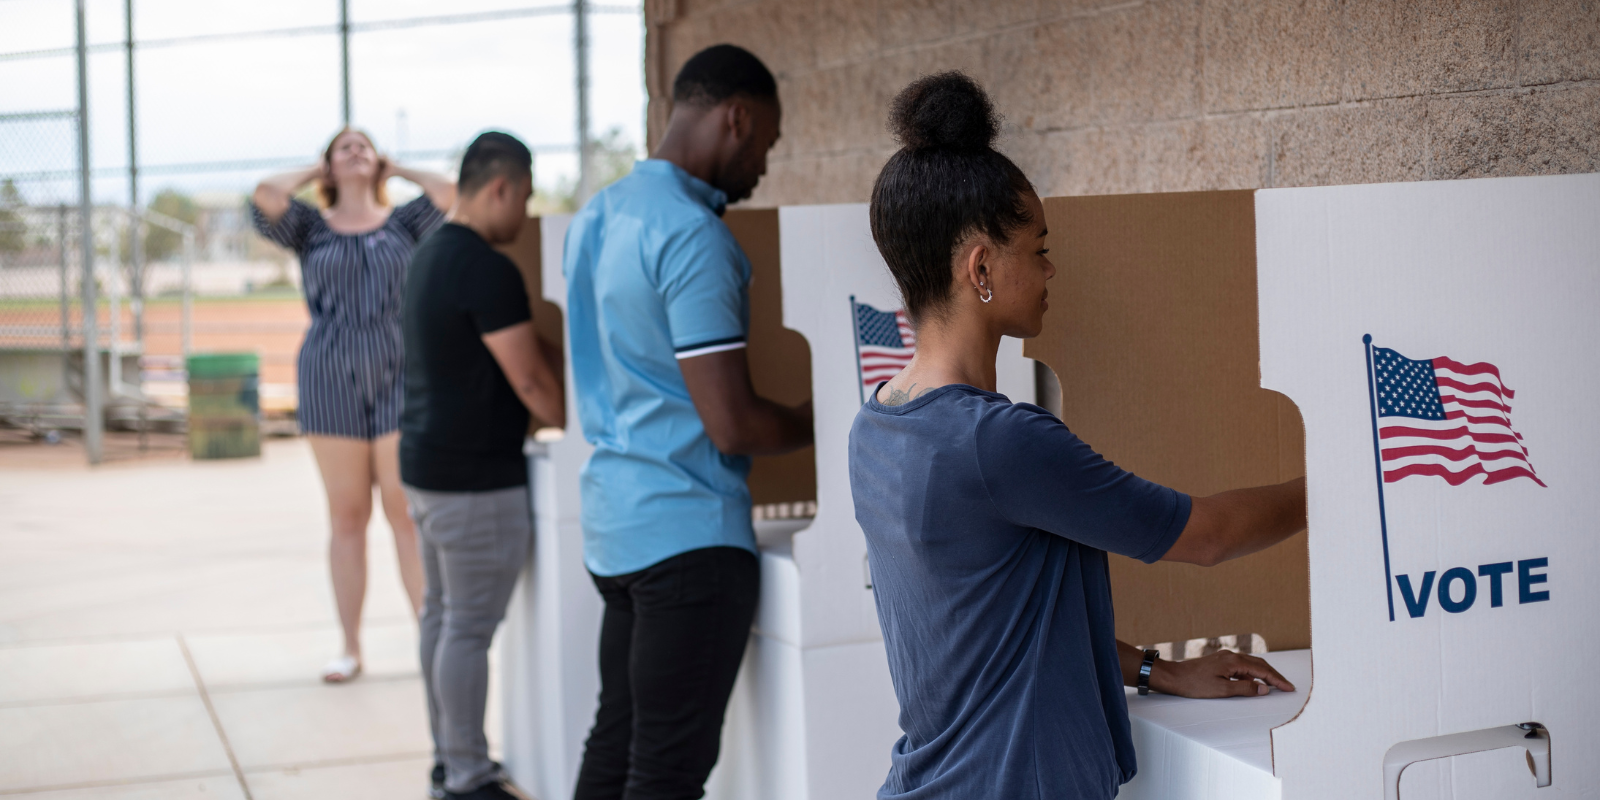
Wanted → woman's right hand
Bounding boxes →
[252,164,323,223]
[1150,650,1296,698]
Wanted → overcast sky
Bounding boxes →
[0,0,646,205]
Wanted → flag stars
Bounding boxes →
[1374,347,1449,420]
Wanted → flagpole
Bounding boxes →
[1363,334,1397,622]
[851,295,865,405]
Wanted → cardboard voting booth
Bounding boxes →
[498,171,1596,800]
[1043,173,1597,800]
[495,205,1033,800]
[1028,190,1311,654]
[1026,190,1312,800]
[1255,173,1596,799]
[495,214,602,800]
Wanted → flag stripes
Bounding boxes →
[854,301,916,390]
[1370,344,1543,487]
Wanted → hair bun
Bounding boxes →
[888,71,1000,152]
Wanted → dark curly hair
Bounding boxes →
[868,72,1035,324]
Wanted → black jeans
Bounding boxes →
[573,546,760,800]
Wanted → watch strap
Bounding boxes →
[1137,649,1159,696]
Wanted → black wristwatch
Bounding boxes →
[1137,649,1159,696]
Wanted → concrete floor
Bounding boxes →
[0,437,501,799]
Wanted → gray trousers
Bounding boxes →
[405,483,532,794]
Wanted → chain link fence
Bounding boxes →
[0,112,80,350]
[0,107,193,447]
[0,110,99,435]
[0,0,644,462]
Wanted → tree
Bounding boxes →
[141,188,201,262]
[537,127,642,213]
[0,179,25,255]
[590,127,640,194]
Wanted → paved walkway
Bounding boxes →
[0,438,501,798]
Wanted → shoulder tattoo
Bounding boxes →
[880,382,929,406]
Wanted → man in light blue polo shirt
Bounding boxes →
[563,44,813,800]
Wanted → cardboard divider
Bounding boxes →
[723,209,816,508]
[1025,191,1310,651]
[499,216,567,433]
[501,209,816,501]
[502,177,1600,800]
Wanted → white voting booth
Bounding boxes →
[495,214,598,800]
[498,173,1596,800]
[1256,173,1598,799]
[1027,187,1316,800]
[1038,173,1596,800]
[496,205,1030,800]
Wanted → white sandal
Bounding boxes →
[321,655,362,683]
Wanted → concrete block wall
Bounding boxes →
[643,0,1600,204]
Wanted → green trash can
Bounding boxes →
[187,352,261,459]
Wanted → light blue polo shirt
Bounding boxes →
[563,159,755,577]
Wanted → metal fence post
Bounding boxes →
[57,203,69,357]
[108,241,122,393]
[339,0,351,125]
[181,230,193,359]
[76,0,102,464]
[126,0,144,352]
[574,0,592,206]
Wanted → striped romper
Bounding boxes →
[251,196,444,440]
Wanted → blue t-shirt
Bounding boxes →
[563,159,756,576]
[849,384,1191,800]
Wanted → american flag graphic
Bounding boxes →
[852,298,916,400]
[1370,344,1544,487]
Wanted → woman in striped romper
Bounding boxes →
[251,128,454,683]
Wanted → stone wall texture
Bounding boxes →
[643,0,1600,206]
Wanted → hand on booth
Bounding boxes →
[1112,476,1304,698]
[1117,640,1295,697]
[1148,648,1295,698]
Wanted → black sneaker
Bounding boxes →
[444,780,520,800]
[435,764,511,799]
[429,763,447,800]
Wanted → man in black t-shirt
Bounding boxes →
[400,131,563,800]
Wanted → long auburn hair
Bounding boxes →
[317,128,389,208]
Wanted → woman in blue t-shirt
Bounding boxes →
[847,72,1308,800]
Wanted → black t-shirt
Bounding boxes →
[400,223,532,491]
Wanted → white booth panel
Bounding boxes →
[1260,174,1600,799]
[502,448,602,800]
[501,214,608,800]
[707,630,808,800]
[1118,650,1311,800]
